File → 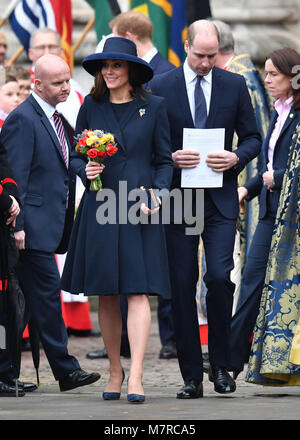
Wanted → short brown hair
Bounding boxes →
[109,11,153,42]
[6,65,31,81]
[268,47,300,109]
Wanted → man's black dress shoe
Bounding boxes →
[87,348,108,359]
[0,380,25,397]
[4,378,37,392]
[159,341,177,359]
[59,369,100,392]
[68,328,101,337]
[176,380,203,399]
[209,365,236,394]
[87,346,130,359]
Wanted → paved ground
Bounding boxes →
[1,311,300,422]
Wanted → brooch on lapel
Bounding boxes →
[139,108,146,117]
[290,113,294,118]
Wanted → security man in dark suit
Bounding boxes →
[150,20,261,398]
[1,54,100,392]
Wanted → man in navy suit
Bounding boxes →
[151,20,261,398]
[0,54,100,392]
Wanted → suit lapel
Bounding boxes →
[277,107,298,141]
[176,66,194,127]
[206,68,223,127]
[29,95,69,168]
[263,110,278,161]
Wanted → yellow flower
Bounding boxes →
[86,135,99,146]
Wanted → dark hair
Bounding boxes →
[90,61,147,101]
[268,47,300,109]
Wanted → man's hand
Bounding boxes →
[7,196,20,226]
[206,151,238,172]
[14,230,25,250]
[172,150,200,169]
[262,170,274,191]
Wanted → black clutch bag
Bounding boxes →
[140,186,161,210]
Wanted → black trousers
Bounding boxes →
[18,250,79,380]
[166,193,236,382]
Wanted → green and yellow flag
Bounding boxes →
[131,0,187,66]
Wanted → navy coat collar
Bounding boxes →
[93,93,150,152]
[263,106,300,159]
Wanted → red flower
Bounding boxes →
[78,136,87,147]
[106,143,118,156]
[86,148,98,159]
[98,150,107,159]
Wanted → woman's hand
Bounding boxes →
[238,186,248,215]
[7,195,20,226]
[85,161,105,180]
[262,170,274,191]
[238,186,248,204]
[140,203,160,216]
[14,230,25,250]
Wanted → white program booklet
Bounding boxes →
[181,127,225,188]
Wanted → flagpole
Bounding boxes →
[7,45,24,65]
[0,0,21,28]
[72,16,95,54]
[6,14,95,66]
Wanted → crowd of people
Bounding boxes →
[0,13,300,405]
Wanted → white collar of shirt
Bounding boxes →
[32,90,56,120]
[183,59,212,121]
[142,47,158,63]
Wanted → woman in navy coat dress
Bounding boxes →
[62,38,173,403]
[229,48,300,377]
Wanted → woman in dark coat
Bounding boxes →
[229,48,300,380]
[62,38,173,403]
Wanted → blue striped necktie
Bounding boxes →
[53,110,68,167]
[194,76,207,128]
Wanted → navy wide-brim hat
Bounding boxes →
[82,37,154,85]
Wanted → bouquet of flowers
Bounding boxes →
[74,129,118,191]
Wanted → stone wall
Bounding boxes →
[210,0,300,63]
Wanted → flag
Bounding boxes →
[131,0,187,66]
[168,0,187,66]
[9,0,73,69]
[86,0,122,42]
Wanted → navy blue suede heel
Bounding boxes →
[127,377,145,403]
[102,369,125,400]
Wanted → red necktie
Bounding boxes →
[53,110,68,167]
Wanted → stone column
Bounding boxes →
[211,0,300,63]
